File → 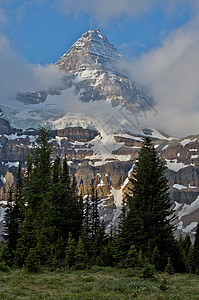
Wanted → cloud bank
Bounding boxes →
[0,35,64,103]
[126,17,199,137]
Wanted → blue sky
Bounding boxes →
[0,0,193,64]
[1,0,199,136]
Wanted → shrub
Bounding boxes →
[124,245,138,268]
[141,263,155,279]
[159,277,168,292]
[0,261,10,272]
[164,257,175,275]
[25,248,40,273]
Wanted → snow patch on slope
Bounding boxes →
[183,222,198,233]
[109,164,134,227]
[0,207,5,222]
[178,196,199,218]
[86,131,132,166]
[0,175,6,185]
[173,184,187,190]
[165,159,188,172]
[180,139,191,147]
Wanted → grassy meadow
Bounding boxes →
[0,267,198,299]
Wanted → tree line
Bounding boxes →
[0,128,199,274]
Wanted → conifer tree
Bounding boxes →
[15,127,54,266]
[2,188,16,261]
[187,245,195,273]
[65,232,76,268]
[119,137,175,269]
[184,234,191,257]
[68,174,82,240]
[124,244,139,268]
[78,192,84,228]
[15,208,37,267]
[74,237,85,269]
[3,163,24,263]
[81,194,92,254]
[51,155,64,239]
[90,186,100,240]
[27,126,52,213]
[92,221,107,264]
[176,234,190,272]
[193,221,199,273]
[52,156,82,241]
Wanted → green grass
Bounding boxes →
[0,267,198,299]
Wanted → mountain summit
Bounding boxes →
[55,29,153,109]
[10,29,153,131]
[56,29,121,73]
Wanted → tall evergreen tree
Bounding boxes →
[81,194,92,254]
[15,127,54,267]
[2,189,16,255]
[3,163,25,263]
[25,127,53,214]
[15,208,37,267]
[119,137,175,269]
[90,186,100,240]
[193,221,199,273]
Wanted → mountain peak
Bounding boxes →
[56,29,121,72]
[72,28,120,56]
[55,29,153,110]
[77,29,110,45]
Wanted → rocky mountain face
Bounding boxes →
[55,29,153,111]
[16,90,62,105]
[0,30,198,241]
[0,112,199,241]
[15,29,153,114]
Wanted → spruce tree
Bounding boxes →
[193,221,199,273]
[120,137,175,269]
[3,163,24,264]
[187,245,195,273]
[90,186,100,240]
[92,221,107,264]
[15,208,37,267]
[74,237,86,269]
[81,194,92,255]
[52,156,82,241]
[2,188,16,263]
[68,174,82,240]
[65,232,76,268]
[15,127,54,266]
[26,126,52,213]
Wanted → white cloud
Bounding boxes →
[125,17,199,136]
[0,35,64,103]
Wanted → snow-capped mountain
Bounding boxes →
[55,29,153,110]
[0,30,198,241]
[11,29,153,133]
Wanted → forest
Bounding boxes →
[0,127,199,276]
